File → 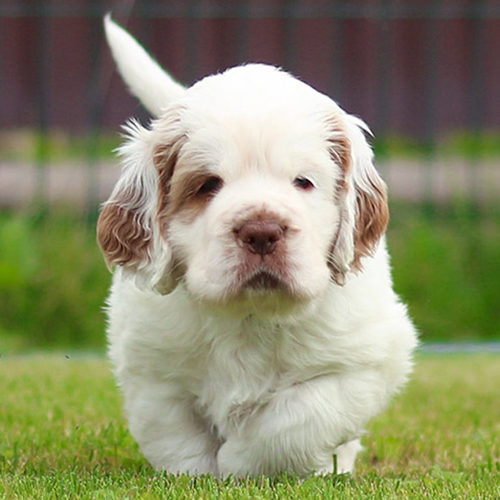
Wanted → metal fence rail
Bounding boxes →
[0,0,498,213]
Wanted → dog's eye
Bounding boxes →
[197,176,223,197]
[293,177,315,191]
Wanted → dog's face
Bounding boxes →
[98,65,388,314]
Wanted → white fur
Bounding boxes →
[99,18,418,478]
[104,14,185,116]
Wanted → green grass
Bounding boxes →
[1,354,499,499]
[0,213,110,350]
[388,205,500,341]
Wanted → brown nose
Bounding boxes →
[235,221,285,256]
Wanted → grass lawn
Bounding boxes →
[1,353,499,499]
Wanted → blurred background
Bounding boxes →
[0,0,499,351]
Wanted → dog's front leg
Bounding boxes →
[217,370,386,477]
[123,380,220,475]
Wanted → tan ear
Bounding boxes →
[328,115,389,284]
[97,188,152,269]
[97,121,157,275]
[351,170,389,271]
[96,119,182,293]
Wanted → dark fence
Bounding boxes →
[0,0,499,212]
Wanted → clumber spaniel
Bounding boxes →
[97,17,417,478]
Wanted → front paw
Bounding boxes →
[217,438,253,478]
[317,438,361,475]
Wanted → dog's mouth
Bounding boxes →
[243,269,283,291]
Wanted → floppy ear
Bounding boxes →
[328,115,389,285]
[97,117,185,293]
[104,15,185,117]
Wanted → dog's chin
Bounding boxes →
[184,257,329,318]
[242,270,284,292]
[196,268,317,319]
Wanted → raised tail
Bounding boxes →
[104,14,186,117]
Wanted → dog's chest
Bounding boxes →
[192,324,285,433]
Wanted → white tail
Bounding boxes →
[104,14,186,117]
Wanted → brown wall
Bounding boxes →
[1,0,499,137]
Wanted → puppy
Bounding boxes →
[97,17,417,477]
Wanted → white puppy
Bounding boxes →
[98,17,417,478]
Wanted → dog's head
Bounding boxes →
[98,22,388,314]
